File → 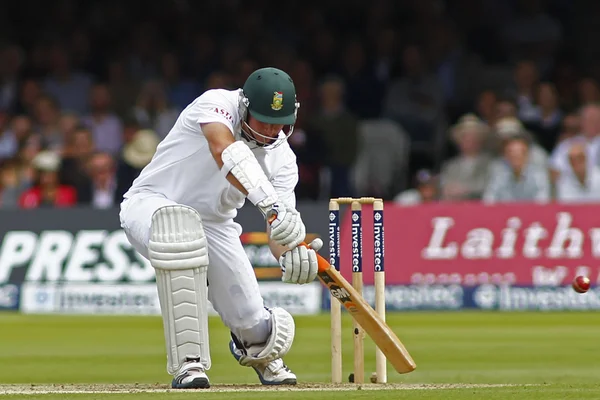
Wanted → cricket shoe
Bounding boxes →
[229,339,297,385]
[171,356,210,389]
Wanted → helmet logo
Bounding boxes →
[271,91,283,111]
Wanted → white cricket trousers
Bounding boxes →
[119,192,271,346]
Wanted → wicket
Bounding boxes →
[329,197,386,384]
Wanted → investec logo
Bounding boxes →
[373,211,384,272]
[328,212,339,267]
[351,212,361,272]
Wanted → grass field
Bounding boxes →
[1,311,600,399]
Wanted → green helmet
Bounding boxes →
[242,67,299,125]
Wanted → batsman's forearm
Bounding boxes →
[267,225,288,259]
[225,173,249,196]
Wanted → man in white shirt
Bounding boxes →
[556,142,600,203]
[483,134,551,203]
[120,68,321,388]
[550,104,600,176]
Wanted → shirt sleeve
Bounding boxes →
[534,168,551,203]
[271,151,299,209]
[194,90,238,135]
[548,141,566,172]
[482,173,501,204]
[555,177,574,202]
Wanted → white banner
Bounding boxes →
[21,283,161,315]
[253,281,322,315]
[21,281,322,316]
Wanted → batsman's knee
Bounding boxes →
[149,205,209,270]
[232,307,295,368]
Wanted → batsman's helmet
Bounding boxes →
[242,67,299,126]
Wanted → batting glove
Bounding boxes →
[267,202,306,249]
[279,238,323,284]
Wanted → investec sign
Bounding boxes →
[0,230,155,284]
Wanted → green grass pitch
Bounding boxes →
[0,311,599,399]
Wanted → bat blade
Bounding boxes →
[315,253,416,374]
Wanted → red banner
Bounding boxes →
[339,202,600,286]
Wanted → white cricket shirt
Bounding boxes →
[123,89,298,222]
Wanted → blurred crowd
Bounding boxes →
[1,0,599,209]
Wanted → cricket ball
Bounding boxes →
[572,276,591,293]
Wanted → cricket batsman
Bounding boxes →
[119,67,323,388]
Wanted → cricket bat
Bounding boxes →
[311,248,417,374]
[267,213,416,374]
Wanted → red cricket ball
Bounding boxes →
[572,276,591,294]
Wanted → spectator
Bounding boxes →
[483,134,551,203]
[550,104,600,177]
[19,150,77,208]
[115,129,160,201]
[556,142,600,203]
[287,126,321,200]
[133,80,180,139]
[82,84,123,155]
[15,133,42,187]
[495,95,518,121]
[42,44,93,115]
[440,114,492,201]
[512,60,540,123]
[107,59,141,120]
[79,152,120,209]
[33,95,63,152]
[232,59,259,90]
[160,52,201,110]
[0,159,29,208]
[553,61,579,111]
[0,115,34,164]
[339,39,383,119]
[427,20,483,121]
[526,82,563,152]
[204,71,231,90]
[308,76,359,198]
[58,113,81,149]
[382,45,445,146]
[0,111,17,161]
[556,112,580,144]
[493,117,549,170]
[13,79,42,117]
[290,60,317,124]
[500,0,562,73]
[0,44,24,112]
[475,90,498,126]
[577,78,600,106]
[11,115,33,145]
[59,127,95,202]
[371,27,398,84]
[394,169,439,205]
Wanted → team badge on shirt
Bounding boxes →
[271,91,283,110]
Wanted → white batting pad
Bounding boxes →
[238,307,295,367]
[220,141,278,210]
[149,205,211,375]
